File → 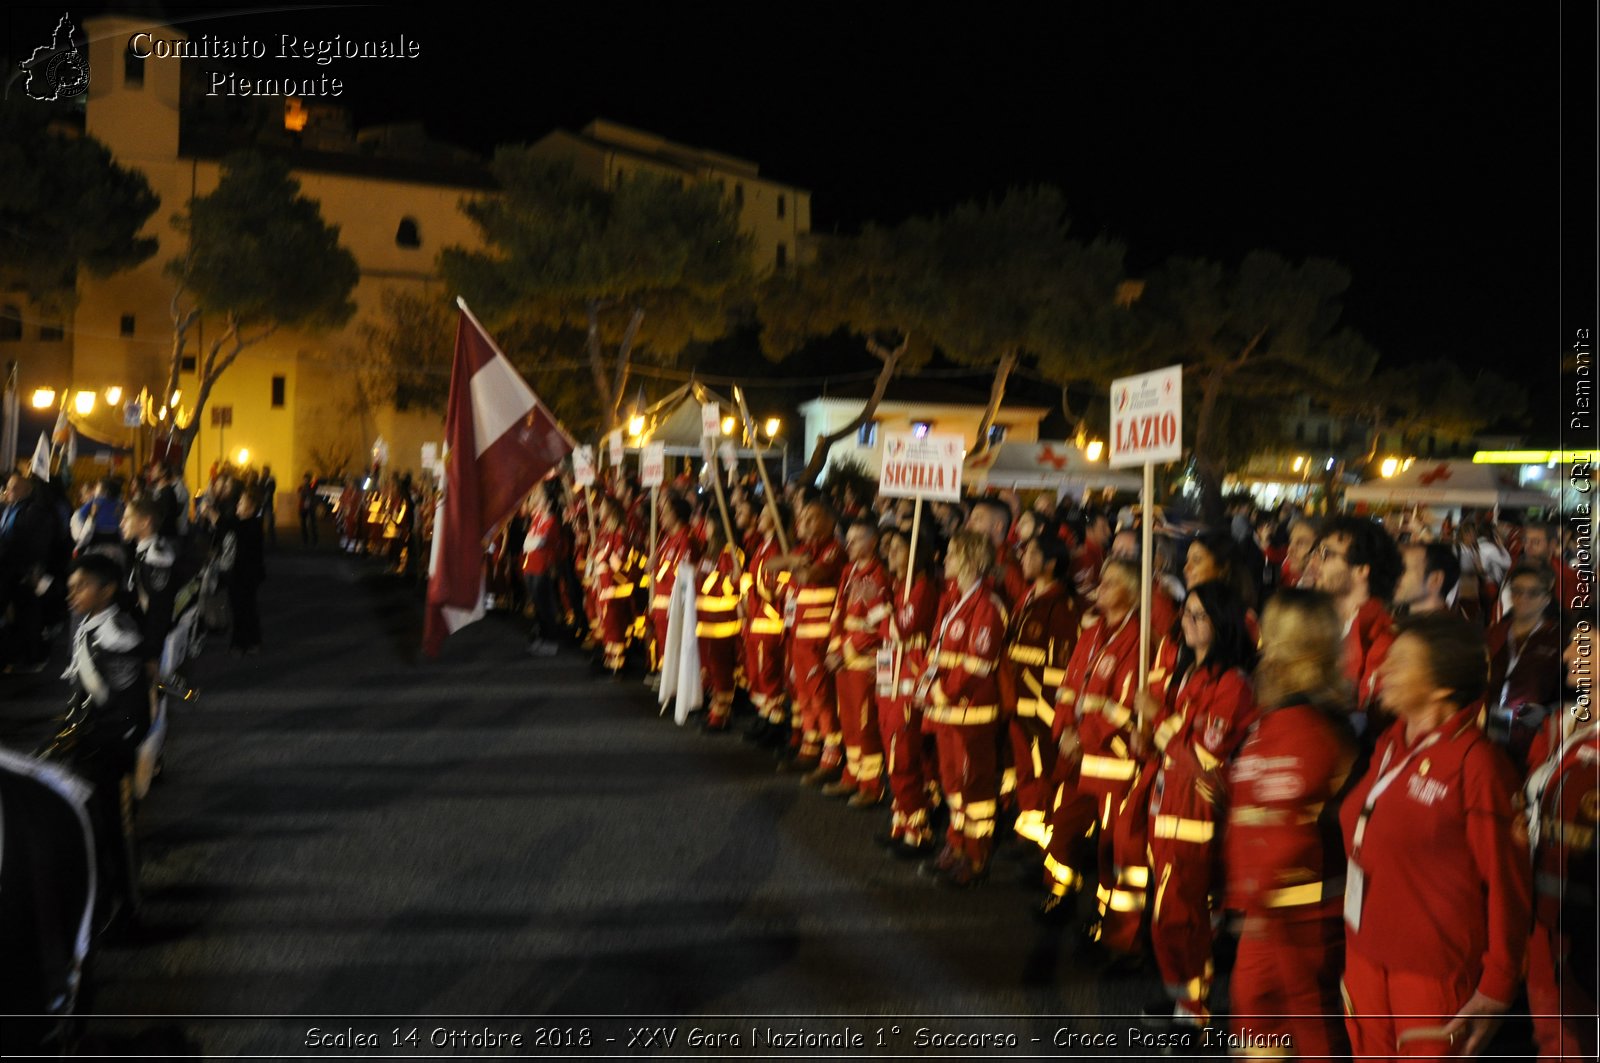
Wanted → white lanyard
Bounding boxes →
[931,582,982,659]
[1499,619,1546,705]
[1525,718,1598,852]
[1351,730,1445,857]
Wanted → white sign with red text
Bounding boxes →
[641,442,665,487]
[701,402,721,439]
[1110,365,1183,468]
[607,429,624,467]
[573,445,596,488]
[879,431,965,502]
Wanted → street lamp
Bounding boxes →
[1085,439,1105,462]
[104,386,123,405]
[1380,457,1400,478]
[764,416,781,438]
[236,447,250,466]
[74,390,96,415]
[628,414,645,438]
[31,387,56,409]
[721,415,736,436]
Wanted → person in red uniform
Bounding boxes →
[1393,541,1465,620]
[874,522,942,857]
[741,500,792,747]
[591,495,640,677]
[694,520,743,732]
[1047,558,1147,955]
[1500,521,1578,622]
[824,519,892,804]
[1070,510,1110,598]
[649,495,698,679]
[1487,565,1565,763]
[521,481,566,655]
[1282,518,1319,590]
[918,530,1008,887]
[1341,613,1532,1060]
[1224,588,1356,1060]
[1139,581,1257,1032]
[1002,533,1081,853]
[1523,629,1598,1062]
[1314,515,1402,738]
[966,498,1027,610]
[775,500,845,779]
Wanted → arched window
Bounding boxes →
[395,217,421,248]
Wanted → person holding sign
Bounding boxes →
[918,530,1008,888]
[740,501,793,748]
[1340,613,1531,1060]
[823,519,892,806]
[1047,558,1148,957]
[874,523,942,857]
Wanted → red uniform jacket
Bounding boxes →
[694,545,743,642]
[651,527,698,614]
[829,557,891,668]
[791,538,845,645]
[593,527,641,604]
[1340,704,1532,1005]
[992,554,1028,612]
[1524,715,1599,932]
[520,510,559,577]
[1343,597,1395,713]
[1054,608,1142,797]
[886,572,943,700]
[740,534,786,640]
[1002,580,1080,730]
[924,582,1007,727]
[1224,703,1355,917]
[1150,665,1257,842]
[1486,617,1563,713]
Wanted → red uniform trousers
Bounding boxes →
[930,720,1000,868]
[1006,718,1057,845]
[876,691,931,842]
[1342,948,1478,1062]
[790,637,837,764]
[1527,923,1596,1062]
[1147,827,1218,1025]
[1084,771,1150,955]
[1231,906,1350,1061]
[698,636,738,725]
[651,606,671,672]
[743,630,786,726]
[598,595,632,670]
[1042,768,1098,897]
[834,665,884,794]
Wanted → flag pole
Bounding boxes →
[733,385,790,554]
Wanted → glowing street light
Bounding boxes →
[764,416,781,438]
[721,415,736,436]
[170,390,182,406]
[104,386,123,405]
[1380,457,1400,478]
[1085,439,1105,462]
[236,448,250,465]
[1292,455,1305,473]
[31,387,56,409]
[74,390,96,415]
[628,414,646,437]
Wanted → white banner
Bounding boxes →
[880,431,964,502]
[607,429,624,467]
[1110,365,1183,468]
[573,444,596,488]
[701,402,722,439]
[641,441,665,487]
[718,439,738,472]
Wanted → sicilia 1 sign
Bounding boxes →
[880,431,965,502]
[1109,365,1183,469]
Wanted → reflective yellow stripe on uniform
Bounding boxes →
[1080,754,1137,781]
[1263,877,1343,908]
[1041,666,1067,687]
[1550,820,1596,851]
[695,620,743,638]
[1152,815,1215,844]
[749,617,784,635]
[1009,644,1047,666]
[697,594,739,610]
[794,623,833,639]
[923,703,1000,726]
[795,587,835,605]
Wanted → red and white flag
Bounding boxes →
[424,300,573,656]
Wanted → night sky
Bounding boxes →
[7,2,1590,395]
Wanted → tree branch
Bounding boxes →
[801,336,906,483]
[611,306,646,425]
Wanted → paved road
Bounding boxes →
[5,544,1180,1057]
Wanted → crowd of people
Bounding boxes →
[484,460,1593,1059]
[0,458,273,1052]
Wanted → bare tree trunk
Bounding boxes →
[800,336,906,484]
[1192,371,1226,526]
[585,300,615,422]
[970,349,1019,459]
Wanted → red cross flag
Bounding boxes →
[424,300,574,656]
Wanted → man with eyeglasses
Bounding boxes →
[1497,522,1576,623]
[1312,517,1402,734]
[1486,565,1563,762]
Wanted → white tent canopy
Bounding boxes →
[964,440,1141,492]
[1344,460,1555,509]
[621,382,764,459]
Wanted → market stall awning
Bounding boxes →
[964,440,1141,492]
[1344,460,1555,509]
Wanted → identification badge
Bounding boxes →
[914,667,935,705]
[875,648,895,698]
[1343,861,1365,932]
[783,597,797,629]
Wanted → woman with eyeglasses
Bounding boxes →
[1139,581,1258,1034]
[1340,612,1531,1059]
[1223,588,1357,1060]
[1523,626,1598,1062]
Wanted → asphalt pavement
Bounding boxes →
[2,541,1183,1058]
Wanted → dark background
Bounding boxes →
[5,3,1592,394]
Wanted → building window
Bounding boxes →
[395,217,421,248]
[857,421,878,447]
[39,321,64,341]
[775,243,788,270]
[1316,424,1329,446]
[124,48,144,88]
[912,421,933,439]
[181,355,197,373]
[1294,422,1306,443]
[271,375,286,408]
[733,183,744,208]
[987,423,1007,446]
[777,194,786,219]
[0,305,21,341]
[119,313,135,337]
